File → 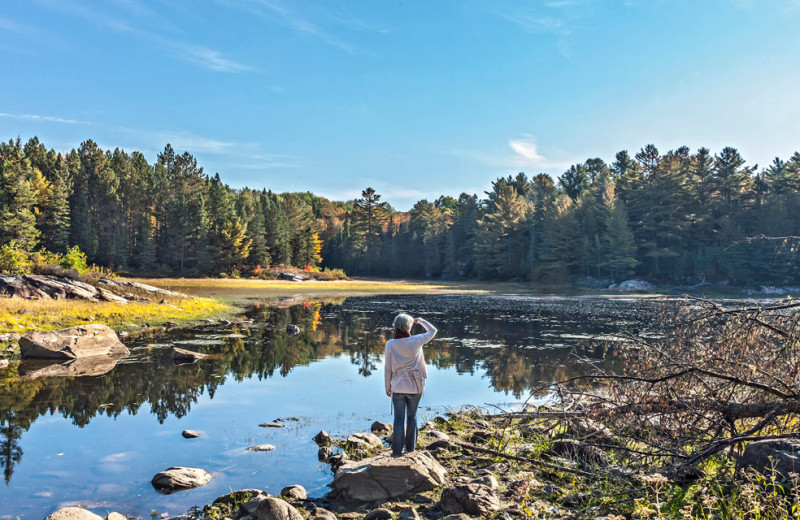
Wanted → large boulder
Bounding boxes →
[440,483,501,516]
[151,466,212,493]
[44,507,104,520]
[332,450,447,503]
[738,439,800,478]
[19,324,129,360]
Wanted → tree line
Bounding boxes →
[1,136,799,284]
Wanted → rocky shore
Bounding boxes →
[177,409,634,520]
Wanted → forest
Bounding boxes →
[1,136,799,285]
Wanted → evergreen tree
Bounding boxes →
[0,140,40,250]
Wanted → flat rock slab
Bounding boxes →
[20,324,129,360]
[151,466,212,493]
[44,507,104,520]
[248,444,276,452]
[332,450,447,503]
[259,422,286,428]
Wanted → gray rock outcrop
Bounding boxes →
[151,466,212,492]
[44,507,104,520]
[20,324,129,360]
[738,438,800,478]
[331,450,447,503]
[617,279,655,291]
[440,483,501,516]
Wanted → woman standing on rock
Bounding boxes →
[384,313,437,457]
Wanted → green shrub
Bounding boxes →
[60,245,89,275]
[0,242,32,275]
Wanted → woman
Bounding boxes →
[384,313,437,457]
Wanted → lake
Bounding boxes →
[0,294,664,519]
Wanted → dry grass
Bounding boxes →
[126,277,528,297]
[0,295,230,335]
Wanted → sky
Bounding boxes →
[2,0,800,210]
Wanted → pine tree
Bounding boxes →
[0,140,40,251]
[599,185,638,280]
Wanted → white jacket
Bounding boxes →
[384,318,437,395]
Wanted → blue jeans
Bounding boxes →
[391,393,422,456]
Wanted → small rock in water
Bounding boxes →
[106,513,126,520]
[44,507,104,520]
[275,416,301,422]
[280,484,307,499]
[181,430,201,438]
[318,446,333,461]
[151,466,212,493]
[313,430,332,446]
[247,444,276,452]
[286,324,301,335]
[371,421,391,433]
[259,422,286,428]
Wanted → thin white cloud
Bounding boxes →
[504,13,570,35]
[219,0,364,55]
[0,112,90,125]
[176,44,256,72]
[450,136,573,173]
[35,0,256,73]
[153,133,239,155]
[509,138,543,161]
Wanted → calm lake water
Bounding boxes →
[0,294,664,519]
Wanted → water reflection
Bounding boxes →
[0,294,657,487]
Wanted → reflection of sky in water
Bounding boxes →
[0,294,667,519]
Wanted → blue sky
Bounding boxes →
[2,0,799,209]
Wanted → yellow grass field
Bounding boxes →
[0,292,230,336]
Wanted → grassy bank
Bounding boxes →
[0,288,231,337]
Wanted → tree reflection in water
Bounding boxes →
[0,294,655,481]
